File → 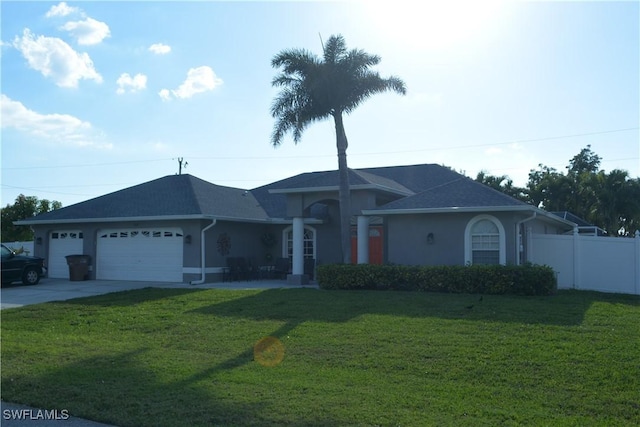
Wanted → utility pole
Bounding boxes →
[176,157,188,175]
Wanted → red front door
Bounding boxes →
[351,226,384,264]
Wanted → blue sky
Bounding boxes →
[1,0,638,208]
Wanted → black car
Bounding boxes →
[1,244,45,286]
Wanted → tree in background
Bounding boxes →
[270,34,406,263]
[1,195,62,242]
[476,145,640,236]
[475,171,527,201]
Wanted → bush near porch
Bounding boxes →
[317,263,557,295]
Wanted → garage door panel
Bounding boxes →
[97,228,183,282]
[49,231,84,278]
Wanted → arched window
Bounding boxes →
[282,225,316,261]
[464,215,506,265]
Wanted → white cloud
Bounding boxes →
[158,89,172,101]
[150,141,170,152]
[116,73,147,94]
[45,2,79,18]
[61,17,110,45]
[13,28,103,88]
[159,66,223,100]
[149,43,171,55]
[1,94,111,149]
[13,28,102,87]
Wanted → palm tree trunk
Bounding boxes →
[334,112,352,264]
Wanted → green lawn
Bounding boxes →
[1,288,639,426]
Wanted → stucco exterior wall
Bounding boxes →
[191,221,273,283]
[314,216,342,265]
[386,212,521,266]
[286,189,379,217]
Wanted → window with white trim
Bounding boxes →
[465,215,506,265]
[471,220,500,265]
[283,226,316,261]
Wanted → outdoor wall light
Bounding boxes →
[36,237,43,245]
[427,232,435,245]
[184,235,192,244]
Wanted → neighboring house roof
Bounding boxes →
[550,211,593,227]
[550,211,607,235]
[18,174,269,224]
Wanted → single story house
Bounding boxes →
[16,163,576,284]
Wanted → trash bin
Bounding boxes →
[65,255,91,281]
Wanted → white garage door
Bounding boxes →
[49,231,84,278]
[97,228,184,282]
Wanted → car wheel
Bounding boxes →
[22,267,40,286]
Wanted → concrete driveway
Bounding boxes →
[1,277,318,310]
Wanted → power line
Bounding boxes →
[2,158,170,171]
[1,184,94,197]
[2,127,638,170]
[188,127,640,160]
[350,127,640,157]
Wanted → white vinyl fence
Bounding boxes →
[530,230,640,295]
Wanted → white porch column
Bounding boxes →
[357,216,369,264]
[292,217,304,275]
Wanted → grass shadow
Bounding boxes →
[62,287,207,307]
[190,287,640,327]
[1,347,339,427]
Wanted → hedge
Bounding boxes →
[316,263,557,296]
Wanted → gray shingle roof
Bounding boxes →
[24,164,531,224]
[26,174,269,222]
[352,170,413,195]
[253,163,530,217]
[372,177,529,211]
[358,164,465,193]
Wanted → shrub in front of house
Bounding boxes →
[316,263,556,296]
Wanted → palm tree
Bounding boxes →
[270,34,406,263]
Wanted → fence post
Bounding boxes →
[635,231,640,295]
[573,227,580,289]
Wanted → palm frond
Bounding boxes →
[270,34,406,144]
[322,35,347,63]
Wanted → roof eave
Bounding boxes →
[362,205,576,228]
[14,214,248,226]
[268,218,325,225]
[362,205,532,215]
[367,204,560,219]
[15,214,325,226]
